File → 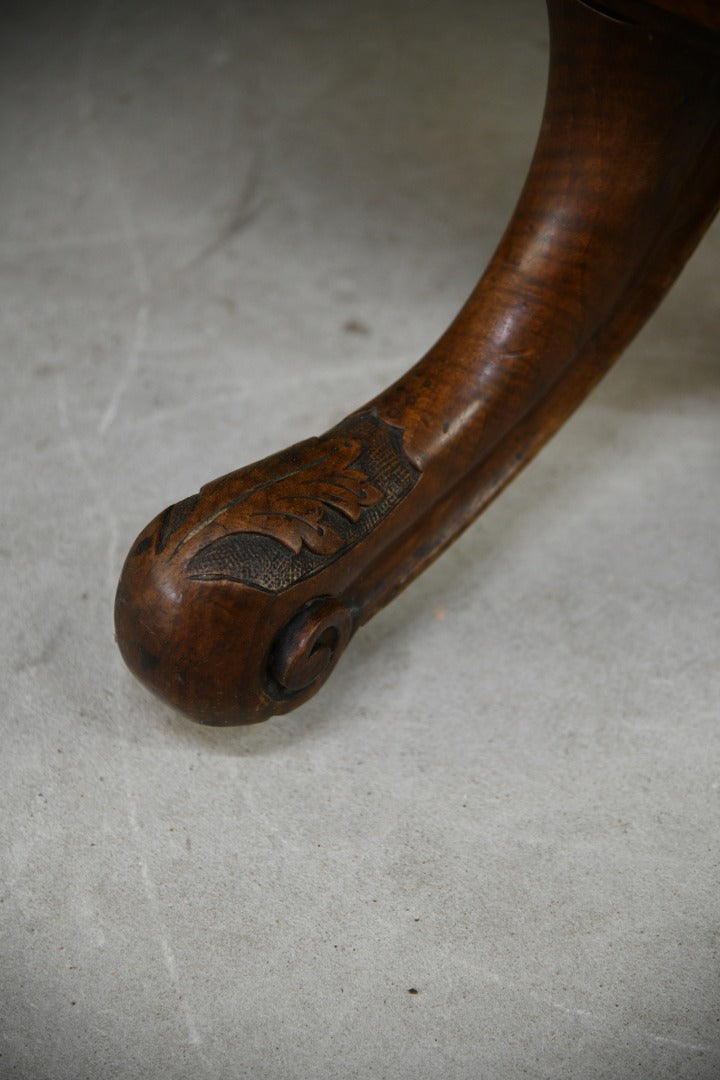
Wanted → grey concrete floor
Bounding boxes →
[2,1,719,1077]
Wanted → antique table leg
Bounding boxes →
[115,0,720,724]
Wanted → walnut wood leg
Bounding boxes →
[115,0,720,724]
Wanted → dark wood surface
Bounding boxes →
[115,0,720,724]
[591,0,720,49]
[645,0,720,33]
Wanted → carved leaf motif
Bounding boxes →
[180,436,383,558]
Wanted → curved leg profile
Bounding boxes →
[115,0,720,724]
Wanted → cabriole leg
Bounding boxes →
[115,0,720,724]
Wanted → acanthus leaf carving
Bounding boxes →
[205,438,383,557]
[169,411,420,593]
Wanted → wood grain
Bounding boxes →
[115,0,720,724]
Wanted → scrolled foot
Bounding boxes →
[115,410,420,723]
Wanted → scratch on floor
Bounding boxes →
[75,0,150,296]
[56,371,104,494]
[119,754,206,1054]
[77,0,151,440]
[650,1033,718,1054]
[56,369,116,569]
[548,999,719,1056]
[129,355,402,433]
[183,147,265,271]
[97,301,148,437]
[75,5,208,1035]
[58,361,207,1058]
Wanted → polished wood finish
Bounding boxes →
[595,0,720,48]
[644,0,720,34]
[115,0,720,724]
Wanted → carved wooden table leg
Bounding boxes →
[115,0,720,724]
